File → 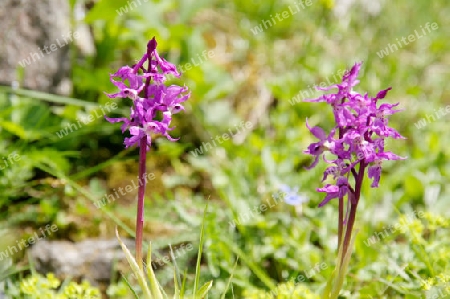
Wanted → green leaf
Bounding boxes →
[116,228,153,299]
[0,86,97,107]
[146,243,164,299]
[195,280,213,299]
[220,258,239,299]
[170,244,183,292]
[0,121,27,139]
[193,203,209,299]
[121,275,140,299]
[173,271,181,299]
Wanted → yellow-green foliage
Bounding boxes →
[14,273,101,299]
[243,281,320,299]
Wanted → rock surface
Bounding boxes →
[30,239,135,284]
[0,0,94,95]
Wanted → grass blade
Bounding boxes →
[121,274,140,299]
[146,243,164,299]
[180,269,188,297]
[193,203,208,299]
[195,281,213,299]
[173,271,181,299]
[220,258,239,299]
[116,228,153,299]
[170,244,182,291]
[0,85,98,107]
[331,229,359,298]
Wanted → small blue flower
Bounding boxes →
[278,184,309,206]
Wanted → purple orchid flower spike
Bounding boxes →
[105,37,190,150]
[104,37,190,270]
[303,62,406,287]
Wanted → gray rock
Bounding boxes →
[30,238,135,284]
[0,0,74,95]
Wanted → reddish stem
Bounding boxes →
[342,162,366,260]
[337,127,344,251]
[136,135,147,269]
[338,195,344,251]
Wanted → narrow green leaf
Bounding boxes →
[220,258,239,299]
[193,203,209,299]
[121,274,140,299]
[116,228,153,299]
[170,244,182,291]
[322,268,336,299]
[146,243,164,299]
[331,230,359,298]
[0,121,27,139]
[180,269,188,298]
[195,281,213,299]
[0,85,97,107]
[173,271,180,299]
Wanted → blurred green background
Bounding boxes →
[1,0,449,298]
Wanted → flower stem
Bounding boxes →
[136,135,147,270]
[338,195,344,251]
[342,163,366,259]
[337,127,344,251]
[342,203,357,262]
[134,38,155,269]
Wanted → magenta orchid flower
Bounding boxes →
[104,37,189,269]
[304,62,406,207]
[303,62,406,294]
[304,119,336,169]
[105,37,190,151]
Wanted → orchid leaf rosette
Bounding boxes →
[303,62,406,298]
[105,37,190,268]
